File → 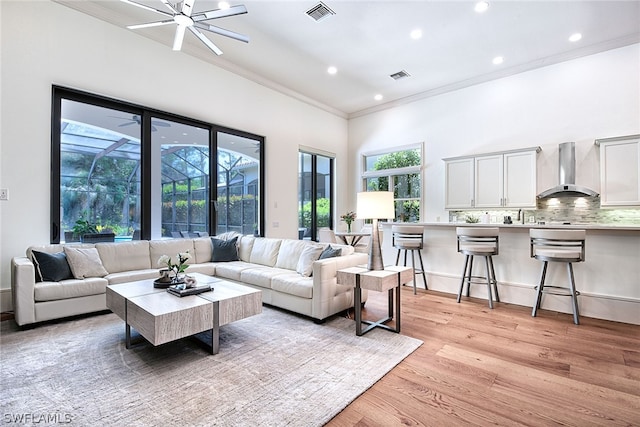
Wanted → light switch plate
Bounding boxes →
[0,189,8,200]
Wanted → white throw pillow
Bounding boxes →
[63,247,109,279]
[295,244,324,277]
[275,240,309,270]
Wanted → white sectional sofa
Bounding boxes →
[11,234,369,326]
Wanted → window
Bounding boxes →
[51,86,263,243]
[362,145,422,222]
[298,150,334,240]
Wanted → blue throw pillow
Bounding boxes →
[32,250,73,282]
[319,244,342,260]
[211,236,239,262]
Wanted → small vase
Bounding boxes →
[347,223,352,233]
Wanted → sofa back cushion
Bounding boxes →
[95,241,151,274]
[193,237,213,264]
[249,238,282,267]
[238,235,255,262]
[149,239,195,269]
[275,239,311,270]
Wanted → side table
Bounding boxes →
[337,266,413,336]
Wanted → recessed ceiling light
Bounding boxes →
[374,94,383,101]
[492,56,504,65]
[475,1,489,13]
[218,2,230,10]
[327,66,337,75]
[569,33,582,42]
[410,29,422,40]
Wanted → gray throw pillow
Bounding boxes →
[32,251,73,282]
[211,236,239,262]
[319,244,342,260]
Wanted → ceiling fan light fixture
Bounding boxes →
[174,14,194,26]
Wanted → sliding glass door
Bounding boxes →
[298,151,334,241]
[51,86,264,243]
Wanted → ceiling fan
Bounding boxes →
[110,114,171,132]
[120,0,249,55]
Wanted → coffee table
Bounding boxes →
[106,273,262,354]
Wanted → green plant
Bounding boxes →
[72,212,98,236]
[465,215,480,223]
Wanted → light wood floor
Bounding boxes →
[327,287,640,426]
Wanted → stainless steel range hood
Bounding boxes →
[537,142,599,198]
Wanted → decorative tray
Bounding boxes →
[153,279,184,289]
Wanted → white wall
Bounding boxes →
[0,1,349,300]
[348,44,640,222]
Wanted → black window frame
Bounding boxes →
[51,85,264,243]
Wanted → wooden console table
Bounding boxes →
[337,266,413,336]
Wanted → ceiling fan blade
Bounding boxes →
[127,19,175,30]
[181,0,195,17]
[173,25,187,51]
[159,0,178,14]
[120,0,172,17]
[194,5,247,21]
[188,27,223,55]
[193,22,249,43]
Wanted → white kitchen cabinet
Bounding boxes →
[474,154,504,208]
[503,150,538,207]
[445,147,539,210]
[598,135,640,207]
[444,157,474,209]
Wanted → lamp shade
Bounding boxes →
[356,191,394,220]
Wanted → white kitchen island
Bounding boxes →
[380,222,640,325]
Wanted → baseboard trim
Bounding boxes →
[424,271,640,325]
[0,288,13,313]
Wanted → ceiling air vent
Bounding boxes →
[390,70,411,80]
[306,2,336,22]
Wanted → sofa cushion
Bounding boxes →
[238,236,255,262]
[319,244,342,259]
[95,241,151,274]
[295,244,324,277]
[34,277,108,302]
[31,251,73,282]
[275,239,310,270]
[193,237,213,264]
[249,238,282,267]
[211,236,240,262]
[104,269,162,285]
[271,274,314,299]
[240,266,291,289]
[63,247,109,279]
[149,239,195,267]
[213,261,254,282]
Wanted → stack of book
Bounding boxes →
[167,283,212,297]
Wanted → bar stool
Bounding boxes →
[530,229,585,325]
[392,225,428,294]
[456,227,500,308]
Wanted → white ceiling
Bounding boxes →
[55,0,640,117]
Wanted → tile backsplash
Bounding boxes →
[449,195,640,225]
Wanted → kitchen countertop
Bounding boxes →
[381,222,640,231]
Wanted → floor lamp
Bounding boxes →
[356,191,395,271]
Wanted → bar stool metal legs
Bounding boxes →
[457,253,500,309]
[395,246,427,294]
[456,227,500,309]
[530,229,585,325]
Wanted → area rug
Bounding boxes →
[1,307,422,426]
